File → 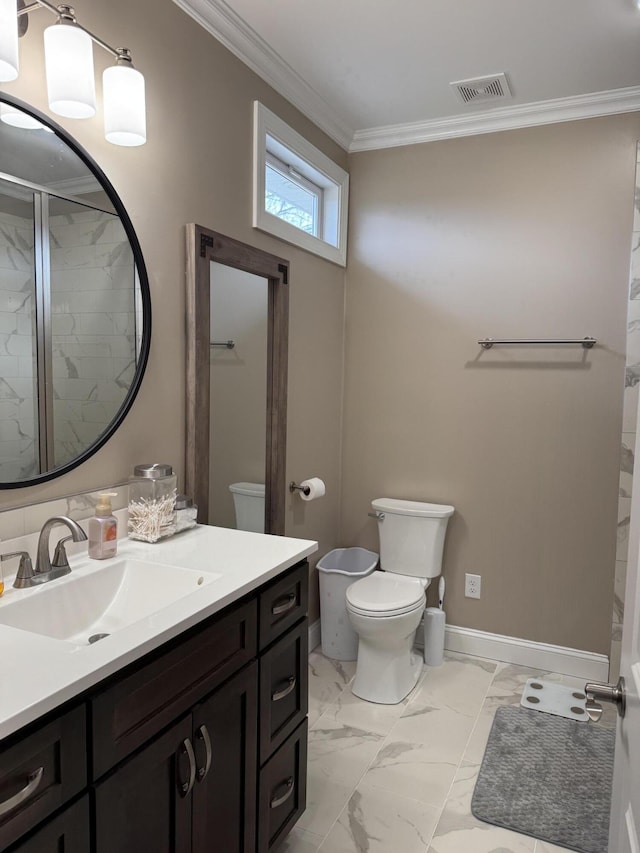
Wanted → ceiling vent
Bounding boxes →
[451,73,512,106]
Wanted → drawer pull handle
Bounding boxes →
[270,776,295,809]
[272,676,297,702]
[0,766,44,816]
[272,592,297,616]
[178,738,196,797]
[196,724,212,781]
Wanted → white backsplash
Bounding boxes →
[0,485,129,577]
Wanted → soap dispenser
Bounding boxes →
[88,493,118,560]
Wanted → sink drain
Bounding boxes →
[88,633,110,644]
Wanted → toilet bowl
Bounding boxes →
[346,497,454,704]
[346,572,427,704]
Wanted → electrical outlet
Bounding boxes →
[465,573,481,599]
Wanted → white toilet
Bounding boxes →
[346,497,454,704]
[228,482,265,533]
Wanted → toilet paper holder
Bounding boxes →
[289,481,311,496]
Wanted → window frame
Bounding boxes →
[253,101,349,267]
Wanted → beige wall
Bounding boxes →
[0,0,348,620]
[3,1,637,648]
[342,115,640,655]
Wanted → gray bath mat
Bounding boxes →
[471,705,615,853]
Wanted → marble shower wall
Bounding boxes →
[614,144,640,679]
[0,209,38,481]
[49,205,137,468]
[0,203,137,479]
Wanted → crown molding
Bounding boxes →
[172,1,640,153]
[349,86,640,152]
[172,0,354,151]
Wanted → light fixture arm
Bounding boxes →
[17,1,127,61]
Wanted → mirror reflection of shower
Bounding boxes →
[0,177,139,481]
[209,262,268,532]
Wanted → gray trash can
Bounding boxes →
[317,547,378,660]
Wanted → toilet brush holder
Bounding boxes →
[424,607,445,667]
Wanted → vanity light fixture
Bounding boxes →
[0,0,19,82]
[0,0,147,146]
[43,5,96,118]
[0,101,53,129]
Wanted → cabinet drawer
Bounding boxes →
[259,562,308,649]
[0,705,86,851]
[7,795,90,853]
[258,721,307,853]
[259,620,308,764]
[92,598,257,778]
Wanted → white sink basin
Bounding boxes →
[0,559,219,645]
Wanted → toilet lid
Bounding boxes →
[346,572,425,614]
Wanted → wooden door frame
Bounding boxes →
[186,225,289,535]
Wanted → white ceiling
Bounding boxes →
[175,0,640,151]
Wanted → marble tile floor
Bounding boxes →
[281,648,610,853]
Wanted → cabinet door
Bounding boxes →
[7,796,90,853]
[94,716,193,853]
[192,662,258,853]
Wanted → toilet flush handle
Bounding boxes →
[368,511,385,521]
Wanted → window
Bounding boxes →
[253,102,349,267]
[265,152,321,237]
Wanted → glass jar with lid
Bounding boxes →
[175,494,198,533]
[128,463,177,542]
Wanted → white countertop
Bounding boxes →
[0,525,317,741]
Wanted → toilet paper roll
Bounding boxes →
[299,477,326,501]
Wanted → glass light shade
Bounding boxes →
[103,63,146,146]
[44,22,96,118]
[0,0,19,82]
[0,103,48,129]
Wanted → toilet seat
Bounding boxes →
[346,571,426,618]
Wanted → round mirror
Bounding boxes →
[0,94,151,487]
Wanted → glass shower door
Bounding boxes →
[0,178,39,480]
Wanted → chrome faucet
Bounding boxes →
[12,516,88,589]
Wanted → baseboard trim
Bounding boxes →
[309,617,609,680]
[308,618,321,653]
[413,621,609,681]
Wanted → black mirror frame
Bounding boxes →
[0,92,152,489]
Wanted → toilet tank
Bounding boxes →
[229,482,265,533]
[372,498,454,579]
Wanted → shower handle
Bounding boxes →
[584,677,626,722]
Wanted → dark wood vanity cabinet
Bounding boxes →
[1,559,309,853]
[257,568,309,853]
[0,706,87,852]
[6,797,90,853]
[94,663,258,853]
